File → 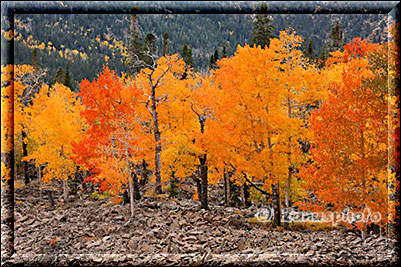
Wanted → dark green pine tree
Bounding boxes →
[53,66,64,84]
[181,38,194,79]
[144,33,156,66]
[319,44,328,68]
[31,48,42,95]
[209,53,215,70]
[128,10,145,73]
[162,31,169,56]
[182,37,188,62]
[63,62,73,91]
[32,48,38,70]
[330,21,344,52]
[222,42,227,58]
[209,48,219,70]
[251,3,275,48]
[306,39,314,63]
[144,33,156,53]
[214,48,219,63]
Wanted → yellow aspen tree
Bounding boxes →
[23,82,85,202]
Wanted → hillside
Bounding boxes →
[11,13,387,90]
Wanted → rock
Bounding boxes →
[87,239,102,248]
[11,183,397,266]
[122,233,131,239]
[102,236,111,242]
[114,215,125,221]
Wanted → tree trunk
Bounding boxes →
[199,155,208,210]
[80,170,85,200]
[37,165,41,181]
[240,183,246,208]
[140,159,149,186]
[63,179,69,203]
[284,168,292,229]
[151,87,163,194]
[133,171,141,200]
[272,182,281,227]
[128,170,134,217]
[195,178,202,201]
[362,221,367,241]
[125,165,134,214]
[122,190,129,205]
[284,92,292,230]
[21,129,30,184]
[121,124,136,216]
[46,190,55,207]
[224,170,231,207]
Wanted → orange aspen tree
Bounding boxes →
[210,30,327,225]
[73,67,148,217]
[298,38,394,238]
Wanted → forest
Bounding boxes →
[6,12,388,91]
[1,5,400,266]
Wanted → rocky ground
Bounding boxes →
[2,181,399,266]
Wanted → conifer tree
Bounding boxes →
[53,66,64,84]
[163,31,169,56]
[128,9,145,73]
[251,3,275,48]
[144,33,156,53]
[181,37,194,78]
[144,33,156,66]
[63,62,73,91]
[214,48,219,63]
[306,39,314,63]
[32,48,38,70]
[330,20,344,52]
[182,37,188,62]
[222,42,227,58]
[209,48,219,70]
[209,54,215,70]
[319,44,328,67]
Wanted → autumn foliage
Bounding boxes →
[2,28,398,234]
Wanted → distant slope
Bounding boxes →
[10,13,387,90]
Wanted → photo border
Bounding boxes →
[1,1,400,266]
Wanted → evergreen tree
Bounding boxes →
[306,39,314,63]
[32,48,38,69]
[209,48,219,70]
[181,37,194,78]
[319,44,328,68]
[251,3,275,48]
[182,37,188,62]
[222,42,227,58]
[128,10,145,73]
[144,33,156,66]
[144,33,156,53]
[330,21,344,52]
[214,48,219,63]
[162,31,169,56]
[209,54,215,70]
[53,66,64,84]
[63,62,73,91]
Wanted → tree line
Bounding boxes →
[1,12,399,244]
